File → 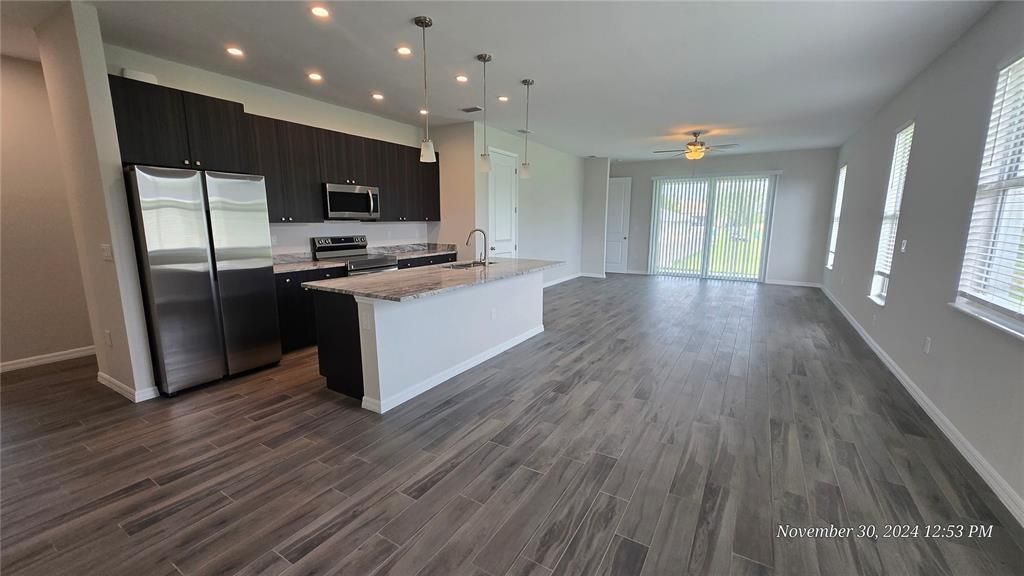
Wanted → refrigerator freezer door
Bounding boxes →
[205,171,282,374]
[127,166,226,393]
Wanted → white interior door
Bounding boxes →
[605,177,631,273]
[488,148,518,258]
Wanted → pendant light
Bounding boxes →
[477,53,493,172]
[518,79,534,179]
[415,16,436,163]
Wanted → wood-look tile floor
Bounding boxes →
[2,275,1022,576]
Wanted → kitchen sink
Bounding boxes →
[443,261,495,269]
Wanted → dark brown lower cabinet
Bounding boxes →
[275,268,341,352]
[276,254,455,354]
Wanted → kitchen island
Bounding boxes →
[303,258,562,413]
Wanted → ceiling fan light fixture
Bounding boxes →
[685,149,705,160]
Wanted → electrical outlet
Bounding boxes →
[104,329,113,348]
[490,308,497,321]
[100,243,114,262]
[923,336,932,355]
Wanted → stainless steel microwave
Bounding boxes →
[324,183,379,220]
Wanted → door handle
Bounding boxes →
[490,246,496,251]
[624,236,628,240]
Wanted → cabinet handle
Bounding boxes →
[325,273,331,277]
[184,159,190,165]
[285,278,291,283]
[288,217,294,221]
[195,160,202,166]
[281,217,286,221]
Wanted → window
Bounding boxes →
[826,165,848,269]
[954,55,1024,337]
[870,124,915,303]
[649,175,775,281]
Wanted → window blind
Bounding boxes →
[956,55,1024,328]
[826,165,848,269]
[649,175,773,281]
[871,124,915,300]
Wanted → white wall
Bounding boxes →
[35,3,157,399]
[431,122,478,261]
[483,126,584,285]
[823,1,1024,516]
[431,121,585,283]
[580,158,610,276]
[610,148,838,284]
[103,45,433,252]
[1,56,92,366]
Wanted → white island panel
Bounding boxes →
[356,270,544,413]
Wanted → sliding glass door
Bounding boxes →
[650,175,775,281]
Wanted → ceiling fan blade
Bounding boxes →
[653,149,687,154]
[708,143,739,150]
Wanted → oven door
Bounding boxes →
[324,184,379,220]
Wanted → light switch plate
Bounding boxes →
[899,239,907,253]
[100,244,114,262]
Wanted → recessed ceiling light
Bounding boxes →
[226,46,244,57]
[396,46,412,56]
[455,75,469,83]
[310,6,329,18]
[372,93,384,101]
[308,72,323,82]
[498,95,509,102]
[419,109,429,116]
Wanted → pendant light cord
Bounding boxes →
[421,25,429,140]
[482,59,488,151]
[524,82,530,163]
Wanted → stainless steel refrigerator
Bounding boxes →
[126,165,281,395]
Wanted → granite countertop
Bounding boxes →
[272,243,457,274]
[302,258,563,302]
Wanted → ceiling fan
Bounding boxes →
[654,131,738,160]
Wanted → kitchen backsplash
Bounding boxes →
[270,221,436,255]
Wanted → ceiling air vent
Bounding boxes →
[461,105,484,113]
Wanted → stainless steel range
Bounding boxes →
[310,236,398,275]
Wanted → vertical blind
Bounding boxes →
[871,123,915,299]
[650,175,774,281]
[826,165,848,269]
[956,55,1024,325]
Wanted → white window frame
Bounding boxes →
[951,54,1024,341]
[825,164,848,270]
[869,123,915,306]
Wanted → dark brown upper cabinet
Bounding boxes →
[110,75,440,224]
[251,115,323,223]
[108,75,191,169]
[180,92,254,173]
[108,75,254,173]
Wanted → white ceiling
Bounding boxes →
[13,1,994,159]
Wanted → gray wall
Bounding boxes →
[1,56,92,365]
[580,158,610,276]
[824,1,1024,508]
[610,148,838,284]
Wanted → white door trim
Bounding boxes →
[487,147,519,258]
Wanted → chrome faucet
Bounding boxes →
[466,228,488,264]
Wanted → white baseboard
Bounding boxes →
[364,324,544,413]
[623,269,650,275]
[544,273,581,288]
[821,287,1024,528]
[579,272,606,279]
[764,278,823,288]
[97,371,160,403]
[0,345,95,373]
